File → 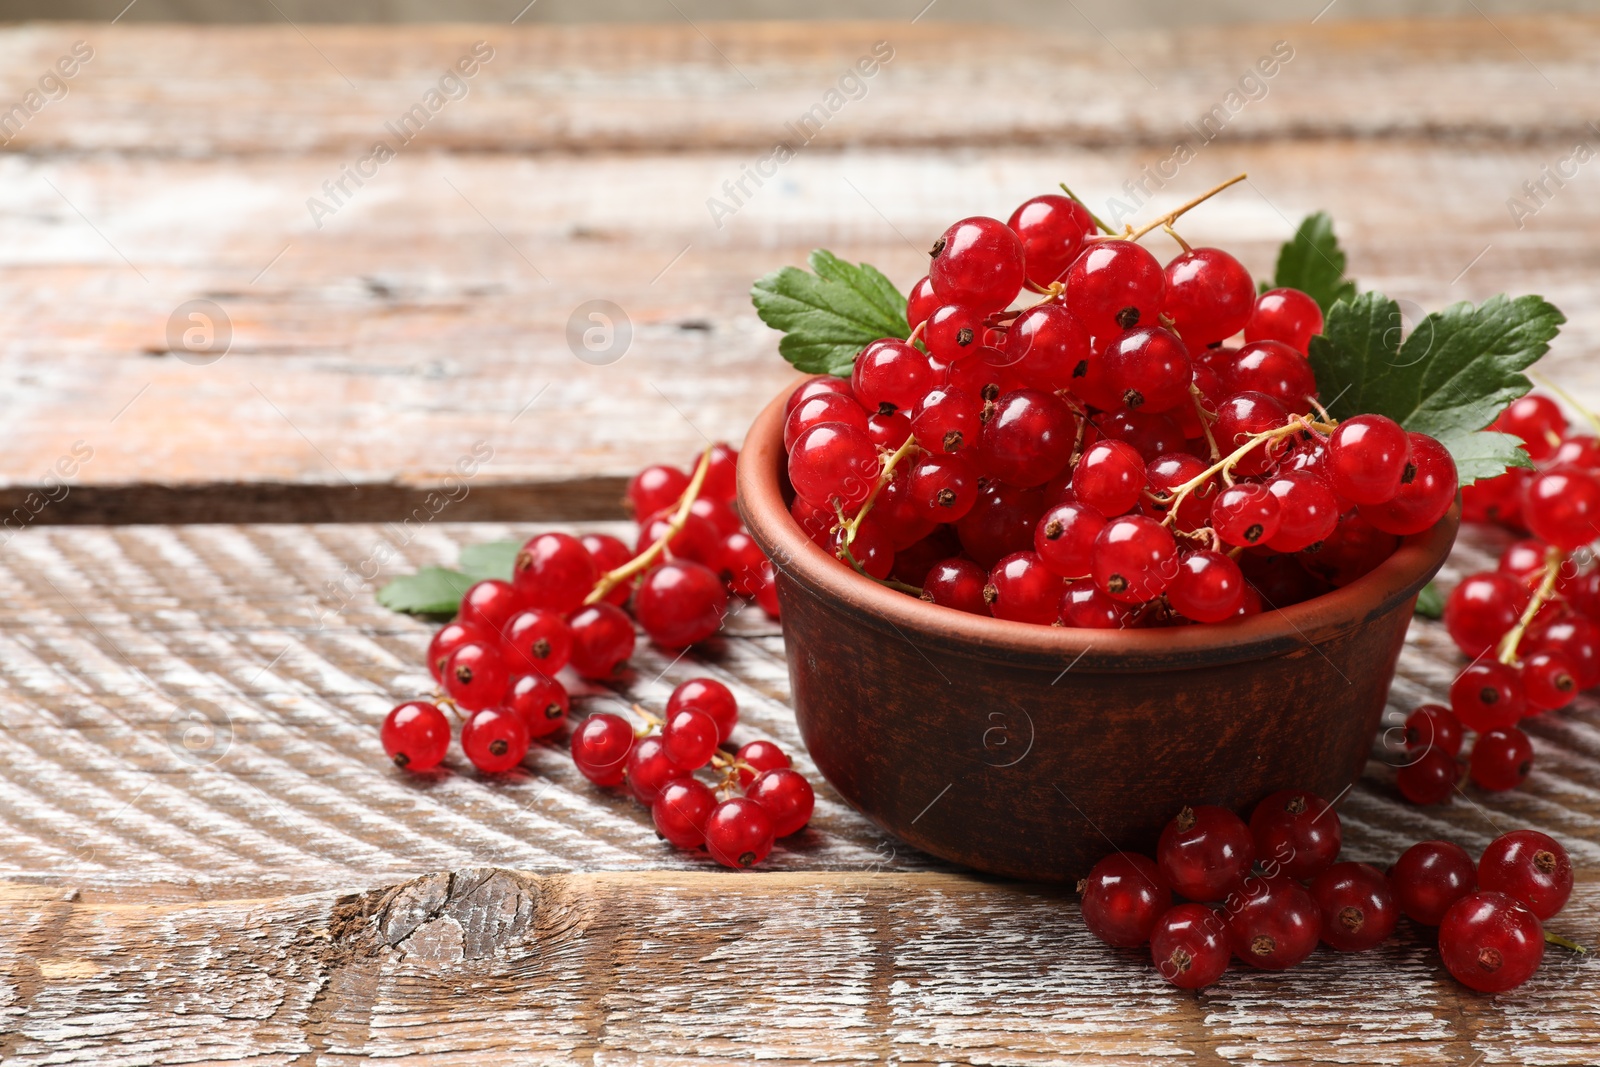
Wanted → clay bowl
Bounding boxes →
[738,384,1458,882]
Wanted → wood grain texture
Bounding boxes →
[0,20,1597,518]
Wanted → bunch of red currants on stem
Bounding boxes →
[1398,393,1600,802]
[1080,790,1575,992]
[785,191,1457,625]
[378,445,817,868]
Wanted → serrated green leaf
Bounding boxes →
[751,249,909,377]
[1414,581,1444,619]
[460,540,519,582]
[375,566,473,616]
[1270,211,1358,313]
[1308,291,1561,484]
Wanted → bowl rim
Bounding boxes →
[738,379,1459,673]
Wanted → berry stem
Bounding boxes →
[837,433,921,553]
[1531,371,1600,438]
[1154,416,1333,526]
[1189,383,1221,461]
[1126,173,1248,242]
[585,445,713,605]
[1545,930,1588,953]
[1496,546,1566,665]
[631,702,664,734]
[1162,223,1193,254]
[1058,181,1116,236]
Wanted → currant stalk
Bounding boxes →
[1058,181,1116,236]
[1152,416,1335,528]
[1496,547,1567,665]
[586,445,713,605]
[1188,383,1221,461]
[835,433,925,594]
[1125,173,1248,243]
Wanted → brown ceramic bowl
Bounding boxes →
[738,384,1458,882]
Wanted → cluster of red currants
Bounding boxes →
[784,195,1457,626]
[1417,393,1600,801]
[1080,792,1573,993]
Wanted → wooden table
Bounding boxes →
[1,17,1598,1065]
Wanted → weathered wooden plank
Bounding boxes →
[0,870,1594,1066]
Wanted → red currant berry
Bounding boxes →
[1034,501,1106,579]
[427,620,490,685]
[1157,804,1254,903]
[1227,876,1322,970]
[513,532,597,614]
[830,516,897,580]
[1478,830,1572,920]
[1527,614,1600,688]
[581,533,634,606]
[381,701,451,772]
[661,707,719,770]
[929,216,1026,313]
[906,453,980,523]
[1443,572,1529,658]
[1359,432,1458,536]
[570,711,635,787]
[626,734,690,806]
[1297,509,1400,587]
[734,739,790,788]
[1060,578,1130,628]
[692,496,740,538]
[923,303,987,364]
[1498,538,1550,583]
[784,390,868,451]
[1521,649,1577,712]
[667,677,738,744]
[1450,661,1526,732]
[1064,239,1165,338]
[717,530,769,599]
[984,551,1065,624]
[1007,194,1095,286]
[1150,903,1231,989]
[567,603,636,679]
[866,472,933,551]
[1396,747,1461,805]
[705,796,777,869]
[1214,391,1290,477]
[635,562,728,648]
[1073,439,1147,517]
[1167,550,1245,623]
[1469,726,1534,791]
[506,671,569,739]
[1550,432,1600,471]
[1494,394,1566,462]
[788,421,882,511]
[911,387,983,455]
[1438,891,1545,992]
[1144,452,1214,530]
[458,578,522,639]
[785,374,853,418]
[1163,247,1255,347]
[907,274,939,332]
[1097,409,1185,462]
[853,338,935,415]
[1210,482,1281,547]
[1003,304,1090,391]
[867,410,914,458]
[1249,789,1341,880]
[698,442,740,502]
[444,641,509,711]
[1308,862,1398,953]
[1461,467,1527,525]
[1226,340,1317,411]
[460,706,529,774]
[1091,514,1178,603]
[921,557,992,615]
[1079,852,1172,948]
[1100,326,1193,414]
[626,464,690,520]
[1263,470,1339,552]
[957,481,1047,568]
[1389,840,1477,925]
[501,608,573,677]
[653,777,717,849]
[1523,467,1600,550]
[748,767,816,837]
[1403,703,1463,758]
[1245,287,1323,354]
[978,389,1077,488]
[637,507,722,569]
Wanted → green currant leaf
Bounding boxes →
[1267,211,1358,314]
[751,249,909,377]
[460,540,519,582]
[1414,580,1444,619]
[375,566,473,616]
[1308,291,1560,484]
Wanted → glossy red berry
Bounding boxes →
[1469,727,1534,791]
[705,796,777,869]
[505,672,569,739]
[872,471,935,550]
[1072,439,1147,516]
[626,735,690,806]
[570,712,635,787]
[911,387,982,455]
[1098,409,1185,462]
[1003,304,1090,391]
[1450,661,1526,732]
[513,532,598,614]
[1101,326,1192,413]
[1210,482,1281,547]
[978,389,1077,488]
[717,531,769,599]
[636,507,722,568]
[1226,340,1317,411]
[581,533,634,606]
[1523,467,1600,550]
[427,620,490,685]
[1144,452,1214,530]
[459,706,529,774]
[906,453,979,523]
[830,515,896,580]
[785,374,853,418]
[853,338,935,415]
[457,578,522,639]
[957,481,1047,568]
[1249,789,1341,880]
[1308,862,1398,953]
[1245,287,1323,354]
[1034,502,1105,579]
[1527,614,1600,688]
[626,464,690,519]
[784,390,868,451]
[1064,239,1165,339]
[689,495,740,540]
[661,707,719,770]
[1079,853,1172,948]
[652,777,717,849]
[1163,247,1254,347]
[1214,391,1290,476]
[1478,830,1572,920]
[906,274,939,332]
[698,442,740,502]
[1494,394,1566,461]
[1521,649,1577,712]
[444,641,509,711]
[929,216,1026,313]
[1157,805,1254,903]
[867,409,914,456]
[500,608,573,677]
[1443,572,1528,658]
[1091,515,1178,603]
[567,603,636,679]
[1263,470,1340,552]
[1150,903,1231,989]
[1166,550,1245,623]
[635,562,728,648]
[921,557,992,615]
[1403,703,1463,758]
[381,701,451,772]
[984,551,1064,624]
[734,739,790,788]
[1389,840,1477,925]
[666,677,738,744]
[748,767,816,837]
[1359,432,1458,536]
[1007,194,1095,286]
[1226,877,1322,970]
[1060,578,1129,628]
[1438,891,1545,992]
[788,422,882,511]
[1396,747,1460,805]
